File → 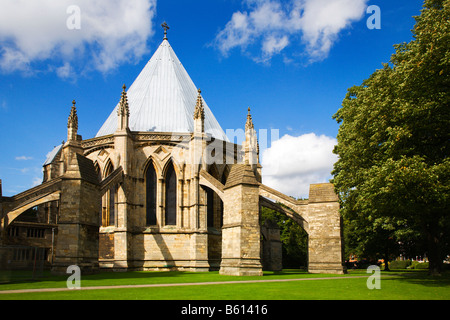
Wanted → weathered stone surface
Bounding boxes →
[51,151,100,274]
[2,135,345,276]
[1,40,345,277]
[307,184,345,274]
[220,166,263,276]
[261,219,282,271]
[309,183,339,203]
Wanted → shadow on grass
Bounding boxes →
[81,269,311,284]
[0,270,189,290]
[381,269,450,288]
[0,268,312,291]
[262,269,308,276]
[6,268,448,293]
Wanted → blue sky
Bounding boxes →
[0,0,424,198]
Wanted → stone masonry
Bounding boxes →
[0,34,346,276]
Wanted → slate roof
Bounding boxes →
[96,39,228,141]
[43,144,63,166]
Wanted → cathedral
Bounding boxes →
[0,26,345,276]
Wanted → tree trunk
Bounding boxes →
[426,227,442,276]
[384,249,390,271]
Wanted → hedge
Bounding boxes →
[388,260,429,269]
[389,260,411,269]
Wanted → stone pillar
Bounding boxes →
[244,107,258,166]
[113,183,131,271]
[220,164,262,276]
[67,100,78,143]
[307,183,346,274]
[62,101,83,172]
[188,175,209,271]
[188,93,210,271]
[52,153,100,274]
[113,135,132,270]
[185,179,210,271]
[193,89,205,135]
[113,84,133,271]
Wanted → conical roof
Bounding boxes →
[96,39,228,141]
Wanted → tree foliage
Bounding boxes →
[332,0,450,274]
[261,207,308,268]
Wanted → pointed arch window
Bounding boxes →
[102,162,116,227]
[108,185,116,226]
[207,188,215,227]
[146,162,157,226]
[165,163,177,226]
[207,164,219,228]
[95,162,102,226]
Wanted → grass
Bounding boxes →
[0,269,449,300]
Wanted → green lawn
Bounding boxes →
[0,269,449,300]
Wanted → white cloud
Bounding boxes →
[0,0,156,77]
[261,133,338,199]
[20,168,30,174]
[0,99,7,111]
[32,177,42,187]
[261,35,289,60]
[55,62,75,79]
[15,156,33,161]
[214,0,368,63]
[297,0,368,60]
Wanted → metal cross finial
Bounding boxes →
[161,22,170,39]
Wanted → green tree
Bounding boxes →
[332,0,450,274]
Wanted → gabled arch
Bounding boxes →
[161,155,183,179]
[103,159,114,178]
[142,155,162,178]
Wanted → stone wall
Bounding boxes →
[307,184,345,274]
[52,152,100,274]
[261,219,282,271]
[220,165,263,276]
[73,132,345,275]
[207,232,222,270]
[99,232,114,260]
[129,232,209,271]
